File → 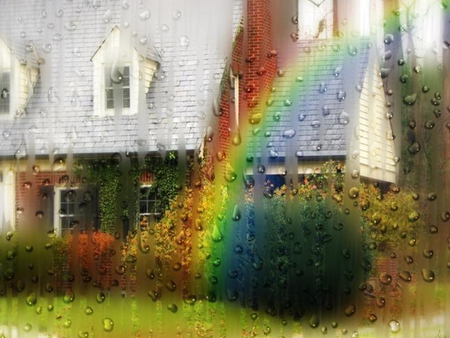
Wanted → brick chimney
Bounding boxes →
[215,0,279,165]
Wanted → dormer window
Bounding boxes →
[91,26,158,117]
[0,73,10,114]
[0,38,40,119]
[298,0,335,39]
[105,64,131,110]
[298,0,377,40]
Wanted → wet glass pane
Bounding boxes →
[0,0,449,337]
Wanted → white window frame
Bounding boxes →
[0,168,15,231]
[104,63,132,115]
[298,0,335,39]
[139,184,161,220]
[0,71,10,115]
[54,187,80,237]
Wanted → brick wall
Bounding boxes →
[15,171,84,228]
[216,0,278,172]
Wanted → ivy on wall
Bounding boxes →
[143,151,183,213]
[75,159,121,234]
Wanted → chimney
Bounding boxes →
[216,0,294,159]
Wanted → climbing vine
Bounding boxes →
[144,151,183,212]
[75,159,121,234]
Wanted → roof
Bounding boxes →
[0,0,242,158]
[246,38,371,159]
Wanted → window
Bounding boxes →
[105,64,130,110]
[58,189,80,235]
[91,26,158,117]
[0,72,10,114]
[53,186,98,236]
[298,0,335,39]
[139,186,162,222]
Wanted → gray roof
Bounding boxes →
[0,0,242,158]
[247,38,371,159]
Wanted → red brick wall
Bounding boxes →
[216,0,278,167]
[15,171,84,227]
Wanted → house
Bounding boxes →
[0,0,241,235]
[0,0,399,237]
[214,0,398,189]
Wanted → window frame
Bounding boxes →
[298,0,336,40]
[104,64,131,112]
[139,185,161,217]
[0,71,10,115]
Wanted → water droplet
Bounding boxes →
[85,306,94,315]
[232,131,241,145]
[100,317,114,331]
[257,164,266,174]
[427,192,437,201]
[337,90,346,101]
[368,313,378,322]
[429,225,438,234]
[225,163,237,182]
[348,45,357,56]
[344,304,356,316]
[179,35,190,47]
[348,187,359,199]
[311,120,321,128]
[96,292,106,303]
[423,249,434,259]
[309,314,320,328]
[379,272,392,285]
[319,82,327,93]
[139,36,148,45]
[168,303,178,313]
[172,10,181,20]
[269,149,278,158]
[212,223,223,242]
[139,9,151,20]
[63,290,75,303]
[24,323,32,332]
[283,129,296,138]
[421,269,435,282]
[339,111,350,125]
[408,141,420,154]
[26,292,37,306]
[399,271,412,282]
[389,319,400,333]
[298,114,306,121]
[52,33,63,42]
[161,23,169,32]
[273,111,281,121]
[322,106,331,116]
[42,43,52,53]
[232,205,241,221]
[47,86,59,103]
[404,93,417,105]
[384,34,394,44]
[65,21,77,31]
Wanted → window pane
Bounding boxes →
[140,201,147,214]
[106,89,114,109]
[0,73,10,114]
[298,0,334,39]
[123,98,130,108]
[122,67,130,86]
